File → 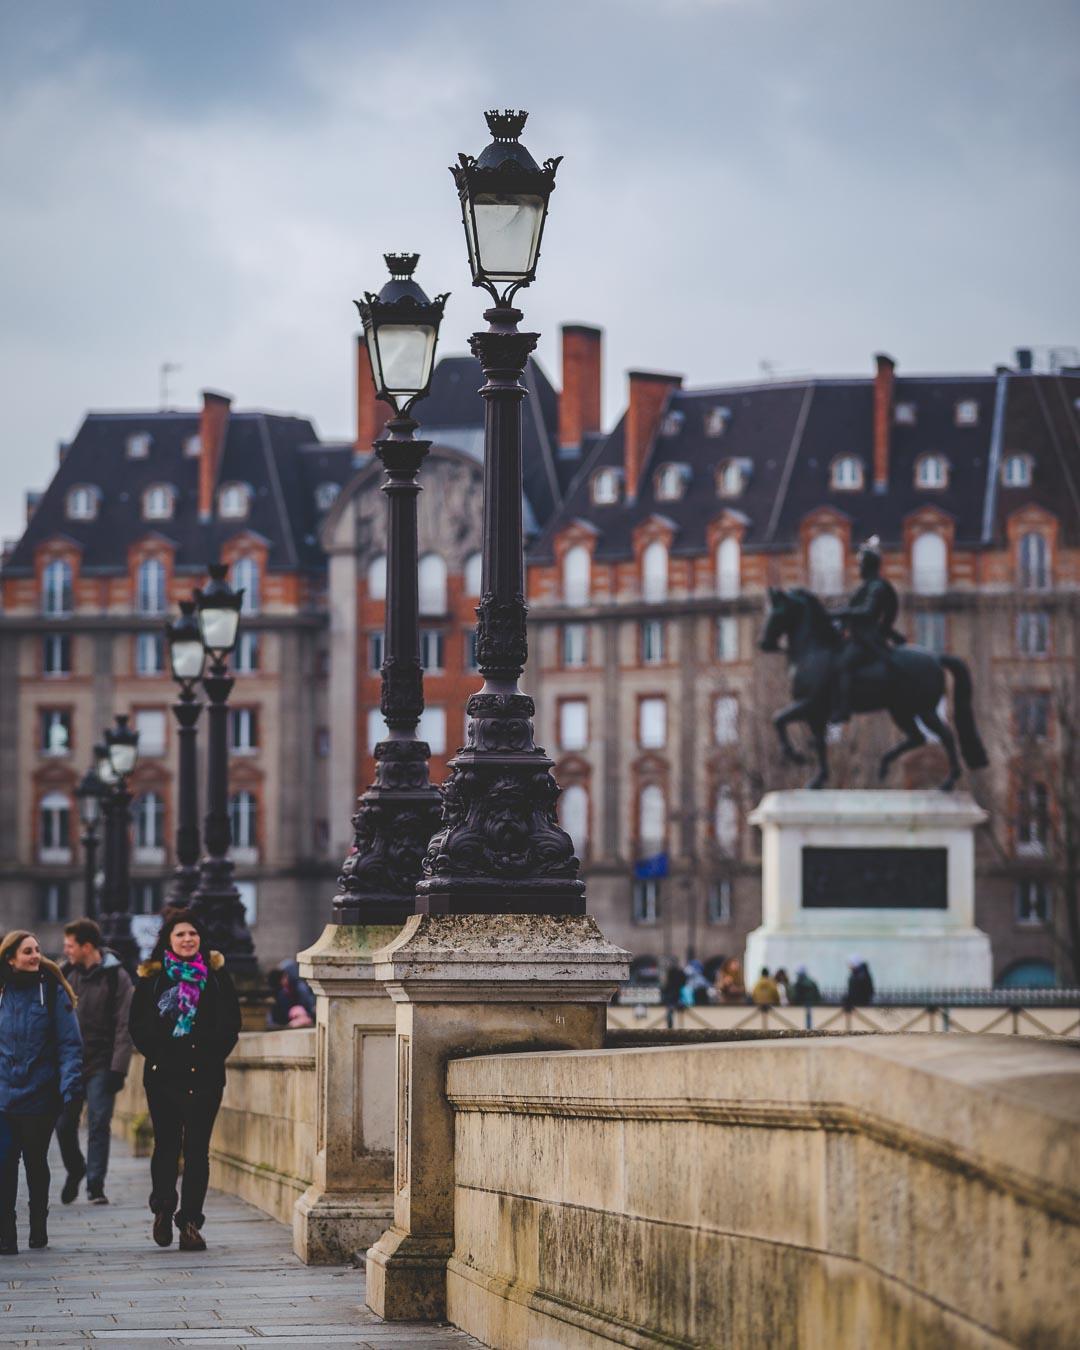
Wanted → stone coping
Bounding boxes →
[749,787,987,828]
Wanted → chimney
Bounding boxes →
[559,324,603,452]
[198,390,232,521]
[625,370,683,500]
[1015,347,1033,372]
[356,335,390,456]
[872,353,895,493]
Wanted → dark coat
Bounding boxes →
[790,973,822,1007]
[129,952,241,1094]
[0,966,83,1114]
[846,963,875,1008]
[60,951,134,1079]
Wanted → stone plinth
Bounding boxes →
[745,790,992,990]
[364,913,629,1322]
[292,922,402,1264]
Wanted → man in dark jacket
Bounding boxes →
[844,955,875,1009]
[57,919,134,1205]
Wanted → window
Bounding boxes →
[707,878,732,924]
[1017,781,1049,857]
[42,559,73,616]
[39,792,71,861]
[229,791,258,850]
[418,707,446,755]
[132,881,162,916]
[830,456,863,491]
[1017,611,1050,658]
[638,784,666,852]
[143,485,174,520]
[560,784,589,857]
[1002,454,1033,487]
[559,699,589,751]
[40,709,72,755]
[894,402,917,426]
[1018,533,1049,592]
[915,611,946,654]
[641,619,665,665]
[38,881,70,923]
[314,482,340,512]
[714,696,738,746]
[126,432,151,459]
[134,792,165,854]
[955,400,978,426]
[717,460,744,497]
[1015,692,1050,740]
[231,557,260,614]
[367,707,386,751]
[632,879,661,925]
[717,616,738,663]
[562,545,591,607]
[915,455,948,489]
[467,629,479,671]
[642,541,668,603]
[420,629,444,672]
[639,697,666,749]
[660,410,684,438]
[136,558,166,615]
[367,554,387,601]
[562,623,587,668]
[1015,880,1051,927]
[42,634,71,677]
[655,464,687,501]
[912,532,947,595]
[234,632,260,674]
[704,406,731,438]
[66,486,97,520]
[184,434,201,458]
[464,551,483,598]
[715,785,738,851]
[218,483,249,518]
[716,537,741,598]
[418,554,447,615]
[228,708,258,754]
[808,533,845,595]
[592,468,620,505]
[135,709,167,756]
[369,632,385,672]
[136,632,164,676]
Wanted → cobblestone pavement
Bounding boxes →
[0,1139,484,1348]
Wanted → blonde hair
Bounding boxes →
[0,930,78,1007]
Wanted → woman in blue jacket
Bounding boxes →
[0,930,83,1254]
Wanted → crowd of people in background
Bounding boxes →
[660,953,875,1018]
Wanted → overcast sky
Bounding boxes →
[1,0,1077,543]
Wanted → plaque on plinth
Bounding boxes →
[743,790,992,991]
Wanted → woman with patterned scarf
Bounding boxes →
[129,908,240,1252]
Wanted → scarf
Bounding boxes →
[160,950,208,1038]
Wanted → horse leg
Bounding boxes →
[921,705,962,792]
[878,711,925,783]
[774,701,812,766]
[807,717,829,790]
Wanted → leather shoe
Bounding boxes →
[178,1221,206,1252]
[153,1210,174,1248]
[61,1162,85,1204]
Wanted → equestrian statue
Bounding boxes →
[759,538,988,791]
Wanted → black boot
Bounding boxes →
[0,1214,16,1255]
[28,1206,48,1250]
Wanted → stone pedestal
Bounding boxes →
[364,913,629,1321]
[292,922,402,1264]
[745,790,992,991]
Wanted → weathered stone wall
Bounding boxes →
[445,1034,1080,1349]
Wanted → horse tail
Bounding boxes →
[940,655,989,770]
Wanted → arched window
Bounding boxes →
[66,486,97,520]
[559,784,589,857]
[418,554,447,615]
[314,482,340,512]
[1002,454,1033,488]
[464,551,483,598]
[639,784,666,852]
[42,559,73,616]
[134,792,165,849]
[367,553,387,601]
[912,532,947,595]
[136,558,166,615]
[232,556,260,614]
[642,540,668,602]
[716,536,741,599]
[715,785,738,852]
[591,469,620,505]
[808,533,844,595]
[655,464,686,501]
[39,791,71,859]
[1019,532,1049,592]
[229,790,257,850]
[716,461,744,497]
[563,545,591,607]
[143,485,174,520]
[830,457,863,491]
[915,455,948,489]
[218,483,249,519]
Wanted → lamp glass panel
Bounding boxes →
[170,637,205,681]
[97,754,117,786]
[79,791,100,826]
[199,606,240,653]
[374,324,435,405]
[472,194,544,280]
[109,740,138,776]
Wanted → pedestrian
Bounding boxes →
[790,965,821,1007]
[57,918,134,1206]
[0,931,83,1255]
[716,957,746,1004]
[773,967,791,1006]
[129,908,240,1253]
[845,954,875,1009]
[750,966,781,1006]
[660,963,685,1029]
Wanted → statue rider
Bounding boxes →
[829,537,905,724]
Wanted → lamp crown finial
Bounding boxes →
[385,252,419,280]
[485,108,528,141]
[208,561,227,581]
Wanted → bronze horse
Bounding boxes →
[759,587,988,790]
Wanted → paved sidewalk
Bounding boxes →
[0,1139,484,1348]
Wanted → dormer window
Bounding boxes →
[655,463,688,502]
[894,402,917,426]
[592,468,621,505]
[660,410,685,438]
[955,400,978,427]
[716,460,746,498]
[830,456,863,491]
[218,483,250,519]
[143,485,174,520]
[184,434,201,458]
[126,433,151,459]
[66,486,98,521]
[915,454,949,489]
[704,406,732,438]
[1002,453,1033,488]
[314,482,340,512]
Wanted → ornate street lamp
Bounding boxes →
[190,564,257,974]
[416,109,583,916]
[165,599,205,905]
[98,716,139,966]
[75,766,105,920]
[331,255,448,923]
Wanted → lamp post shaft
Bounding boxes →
[81,826,98,921]
[167,693,202,905]
[99,783,138,967]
